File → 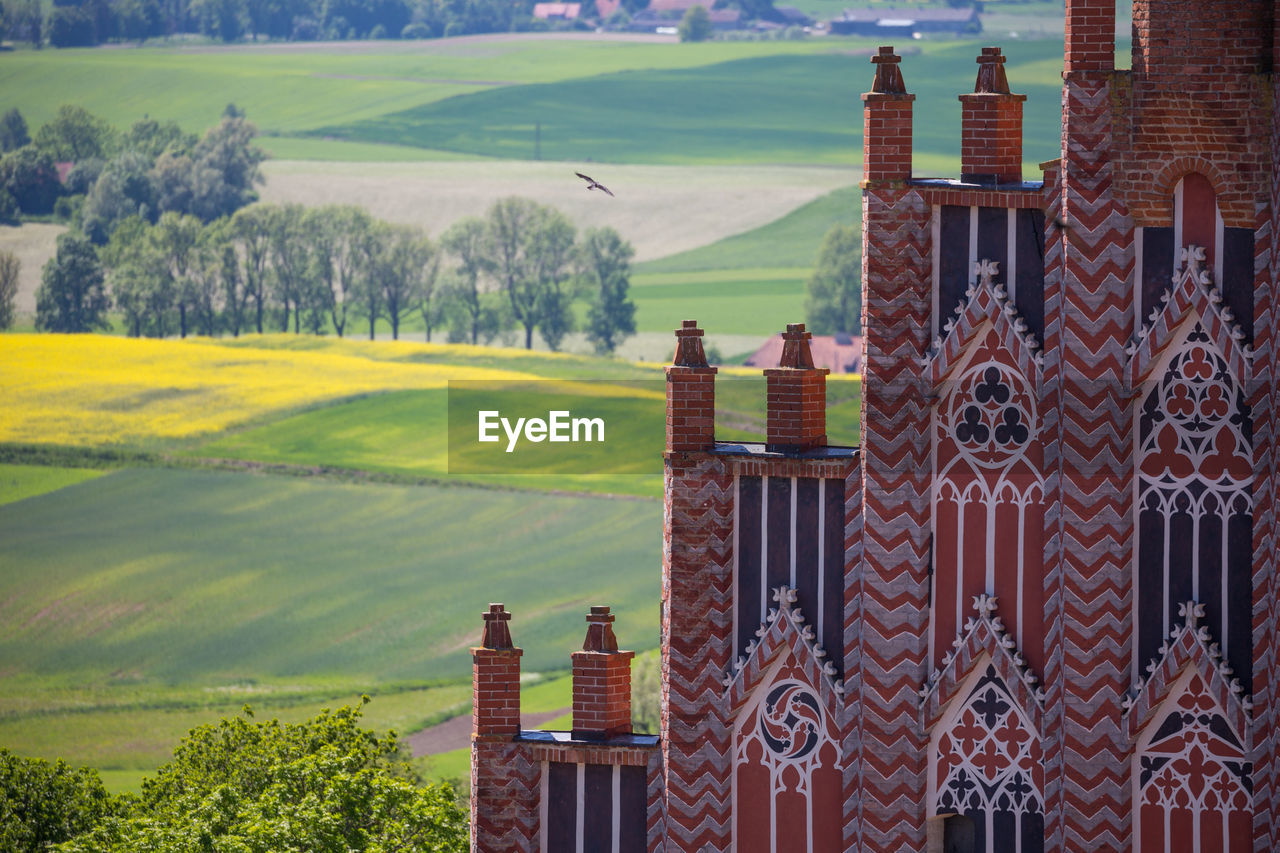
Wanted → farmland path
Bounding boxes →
[406,707,569,756]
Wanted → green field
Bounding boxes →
[316,42,1066,167]
[0,468,661,684]
[0,463,104,505]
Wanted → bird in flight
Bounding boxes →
[576,172,615,197]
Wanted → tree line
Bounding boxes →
[0,0,644,48]
[0,702,467,852]
[0,104,263,231]
[8,102,637,352]
[39,198,637,352]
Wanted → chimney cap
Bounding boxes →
[582,605,620,652]
[870,46,908,95]
[673,320,710,367]
[481,603,515,650]
[778,322,818,370]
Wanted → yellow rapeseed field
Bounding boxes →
[0,334,534,447]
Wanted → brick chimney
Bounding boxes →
[862,46,914,185]
[472,603,521,741]
[570,606,634,740]
[666,320,717,453]
[765,323,829,453]
[1064,0,1115,75]
[959,47,1026,185]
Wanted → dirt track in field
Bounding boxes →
[406,707,570,756]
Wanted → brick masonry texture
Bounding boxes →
[468,3,1279,850]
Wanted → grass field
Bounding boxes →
[318,42,1066,168]
[0,462,104,505]
[0,36,848,142]
[0,467,661,683]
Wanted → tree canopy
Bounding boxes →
[805,223,861,336]
[1,703,468,853]
[36,232,111,333]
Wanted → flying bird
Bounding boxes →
[576,172,614,197]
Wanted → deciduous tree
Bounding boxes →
[35,232,110,333]
[0,749,116,852]
[34,105,117,162]
[0,250,19,330]
[677,3,710,41]
[805,223,861,335]
[0,108,31,153]
[579,226,636,354]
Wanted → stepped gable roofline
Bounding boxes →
[1123,601,1252,746]
[921,594,1044,735]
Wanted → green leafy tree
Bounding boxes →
[486,197,578,350]
[369,222,435,341]
[81,150,157,243]
[579,226,636,354]
[0,145,61,214]
[0,250,19,330]
[34,105,117,162]
[677,3,710,41]
[153,115,265,223]
[0,108,31,153]
[122,117,196,160]
[230,204,273,333]
[35,232,110,333]
[804,223,861,335]
[0,749,116,852]
[528,205,576,351]
[441,215,505,346]
[306,204,372,338]
[151,211,204,337]
[47,5,99,46]
[111,0,166,40]
[59,702,468,853]
[263,203,309,332]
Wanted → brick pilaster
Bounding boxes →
[571,606,635,740]
[662,329,734,850]
[1048,23,1134,848]
[666,320,716,453]
[959,47,1026,185]
[765,322,829,452]
[1064,0,1115,74]
[857,48,934,853]
[470,604,536,852]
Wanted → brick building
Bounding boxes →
[470,1,1280,849]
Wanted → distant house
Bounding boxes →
[596,0,621,18]
[646,0,701,14]
[775,5,813,26]
[532,2,581,19]
[743,331,862,374]
[708,8,741,29]
[829,5,981,36]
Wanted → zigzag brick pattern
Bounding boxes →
[858,185,932,850]
[470,742,539,852]
[661,455,734,850]
[841,463,864,850]
[1253,70,1280,852]
[1038,161,1067,853]
[1055,68,1134,851]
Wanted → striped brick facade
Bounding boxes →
[469,2,1278,849]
